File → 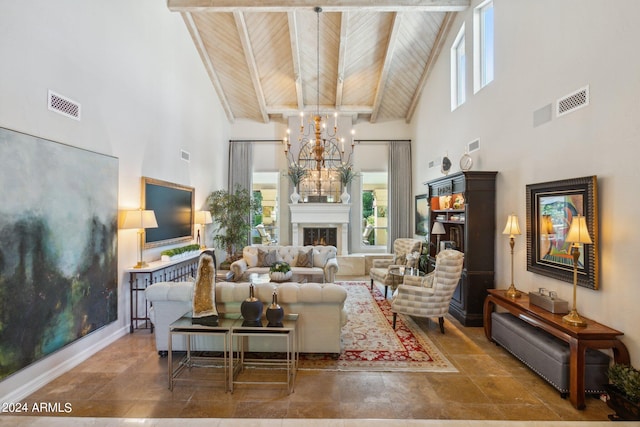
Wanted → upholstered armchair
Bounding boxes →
[369,238,422,298]
[256,224,276,245]
[390,249,464,333]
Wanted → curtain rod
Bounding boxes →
[354,139,411,143]
[229,139,283,143]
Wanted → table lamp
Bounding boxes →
[431,222,446,254]
[502,214,521,298]
[122,209,158,268]
[562,214,592,327]
[194,210,213,249]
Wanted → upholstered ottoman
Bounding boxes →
[491,312,610,395]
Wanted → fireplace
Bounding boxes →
[303,227,337,247]
[289,203,350,255]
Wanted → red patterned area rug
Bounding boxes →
[299,281,457,372]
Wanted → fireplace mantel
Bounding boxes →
[289,203,351,255]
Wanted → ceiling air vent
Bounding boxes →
[48,90,81,120]
[180,149,191,162]
[556,85,589,117]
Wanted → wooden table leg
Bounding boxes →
[483,296,495,341]
[569,338,587,410]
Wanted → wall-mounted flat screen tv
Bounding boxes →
[142,177,194,248]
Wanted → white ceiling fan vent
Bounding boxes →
[180,149,191,162]
[48,90,81,120]
[556,85,589,117]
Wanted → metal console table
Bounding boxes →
[125,254,200,333]
[168,313,240,391]
[230,314,299,394]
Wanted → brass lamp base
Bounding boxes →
[133,261,148,269]
[505,284,521,299]
[562,309,587,327]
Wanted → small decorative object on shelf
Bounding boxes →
[269,261,292,282]
[266,291,285,327]
[240,282,263,326]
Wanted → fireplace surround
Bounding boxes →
[290,203,350,255]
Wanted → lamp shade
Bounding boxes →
[431,222,446,235]
[565,215,592,244]
[194,210,212,225]
[122,209,158,229]
[502,214,521,237]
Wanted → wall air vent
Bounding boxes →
[180,149,191,162]
[48,90,81,120]
[556,85,589,117]
[468,139,480,152]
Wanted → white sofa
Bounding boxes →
[145,280,348,355]
[230,245,339,283]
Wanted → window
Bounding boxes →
[252,172,279,244]
[474,0,494,92]
[361,172,388,248]
[451,24,466,110]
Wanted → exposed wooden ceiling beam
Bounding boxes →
[370,12,402,123]
[267,104,373,117]
[168,0,469,13]
[335,11,348,110]
[234,11,269,123]
[181,12,235,123]
[287,12,305,111]
[406,11,454,123]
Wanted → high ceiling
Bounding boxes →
[167,1,469,125]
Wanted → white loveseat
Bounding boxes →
[230,245,339,283]
[145,280,348,355]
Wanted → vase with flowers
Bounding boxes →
[269,261,292,282]
[287,163,307,203]
[337,163,359,204]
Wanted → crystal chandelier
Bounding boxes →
[284,7,355,203]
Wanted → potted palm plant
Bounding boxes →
[207,184,257,268]
[605,363,640,421]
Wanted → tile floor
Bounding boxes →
[1,277,625,426]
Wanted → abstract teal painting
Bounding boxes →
[0,127,118,380]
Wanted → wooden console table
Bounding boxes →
[484,289,630,410]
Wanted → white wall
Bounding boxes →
[0,0,228,400]
[411,0,640,366]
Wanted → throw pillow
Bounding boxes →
[296,249,313,267]
[243,246,259,267]
[313,247,330,267]
[394,254,407,265]
[258,248,280,267]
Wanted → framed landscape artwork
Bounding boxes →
[0,127,118,380]
[415,194,429,236]
[525,176,599,290]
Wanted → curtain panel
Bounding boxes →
[228,141,253,194]
[388,141,412,251]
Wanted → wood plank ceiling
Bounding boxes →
[168,1,469,124]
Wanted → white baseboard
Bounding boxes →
[0,325,128,403]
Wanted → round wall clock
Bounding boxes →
[460,153,473,171]
[441,155,452,175]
